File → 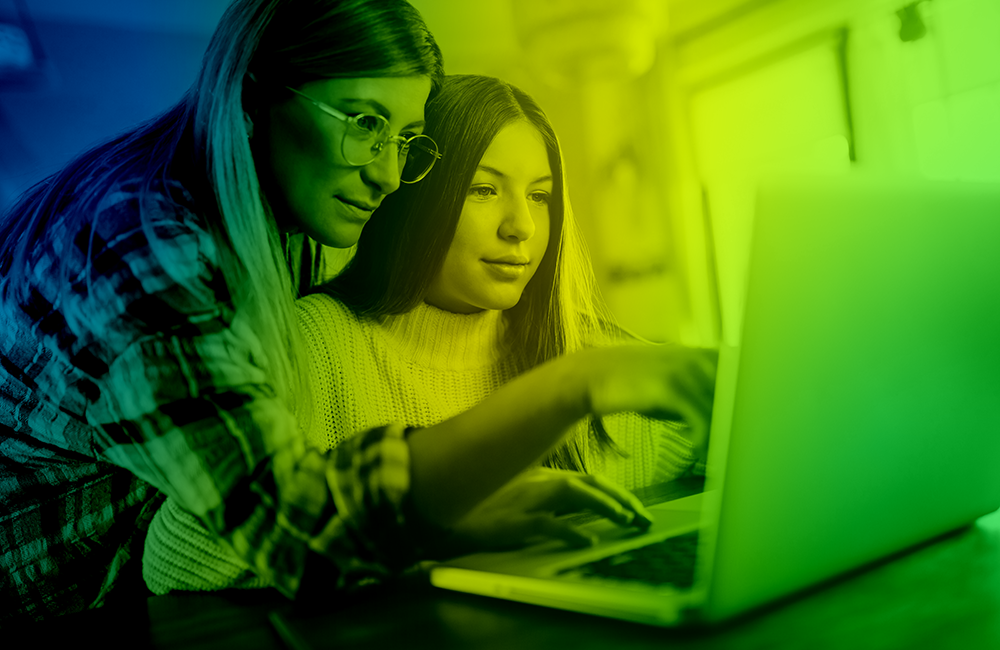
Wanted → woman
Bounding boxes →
[0,0,445,621]
[0,1,710,621]
[142,75,716,592]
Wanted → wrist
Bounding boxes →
[545,351,595,422]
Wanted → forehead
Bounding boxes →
[298,76,431,123]
[478,121,551,180]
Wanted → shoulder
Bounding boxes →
[35,175,218,285]
[297,292,364,331]
[297,292,354,321]
[100,177,225,301]
[56,175,208,251]
[95,176,199,222]
[26,175,231,343]
[0,175,238,415]
[93,178,218,283]
[296,293,374,353]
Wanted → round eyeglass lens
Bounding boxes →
[342,114,390,166]
[400,135,439,183]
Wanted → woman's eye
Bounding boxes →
[469,186,497,199]
[352,114,383,134]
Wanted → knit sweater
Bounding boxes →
[142,295,700,593]
[298,295,700,490]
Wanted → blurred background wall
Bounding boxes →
[0,1,224,203]
[2,0,997,345]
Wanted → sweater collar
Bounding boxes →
[379,301,506,371]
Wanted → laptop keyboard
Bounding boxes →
[558,531,699,589]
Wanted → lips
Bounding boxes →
[334,196,379,223]
[482,256,530,283]
[337,196,379,212]
[483,255,529,265]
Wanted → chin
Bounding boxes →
[479,295,523,312]
[315,223,365,249]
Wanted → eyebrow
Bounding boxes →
[477,165,553,185]
[339,99,425,129]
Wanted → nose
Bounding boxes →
[359,142,401,196]
[498,195,537,243]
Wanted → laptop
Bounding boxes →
[429,175,1000,626]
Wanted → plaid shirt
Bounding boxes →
[0,178,426,623]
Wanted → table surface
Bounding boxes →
[21,480,1000,650]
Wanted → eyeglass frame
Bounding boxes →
[284,86,442,184]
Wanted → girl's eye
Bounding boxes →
[469,186,497,199]
[529,191,550,205]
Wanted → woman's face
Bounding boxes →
[255,76,432,248]
[425,120,553,314]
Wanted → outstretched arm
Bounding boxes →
[407,343,718,527]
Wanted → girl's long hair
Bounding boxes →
[326,75,623,470]
[0,0,443,415]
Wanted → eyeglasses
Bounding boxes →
[285,86,441,184]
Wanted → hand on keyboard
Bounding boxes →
[443,468,654,554]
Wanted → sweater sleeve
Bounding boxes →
[587,414,700,491]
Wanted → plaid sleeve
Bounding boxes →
[142,424,431,595]
[77,201,427,595]
[315,425,431,583]
[1,178,430,611]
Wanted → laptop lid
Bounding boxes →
[698,175,1000,622]
[431,175,1000,626]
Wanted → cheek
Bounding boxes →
[532,209,552,259]
[267,108,343,196]
[448,209,485,264]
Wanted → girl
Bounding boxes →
[317,74,707,488]
[143,75,716,591]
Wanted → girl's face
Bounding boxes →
[255,75,432,248]
[425,120,553,314]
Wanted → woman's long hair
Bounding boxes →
[327,75,623,470]
[0,0,443,415]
